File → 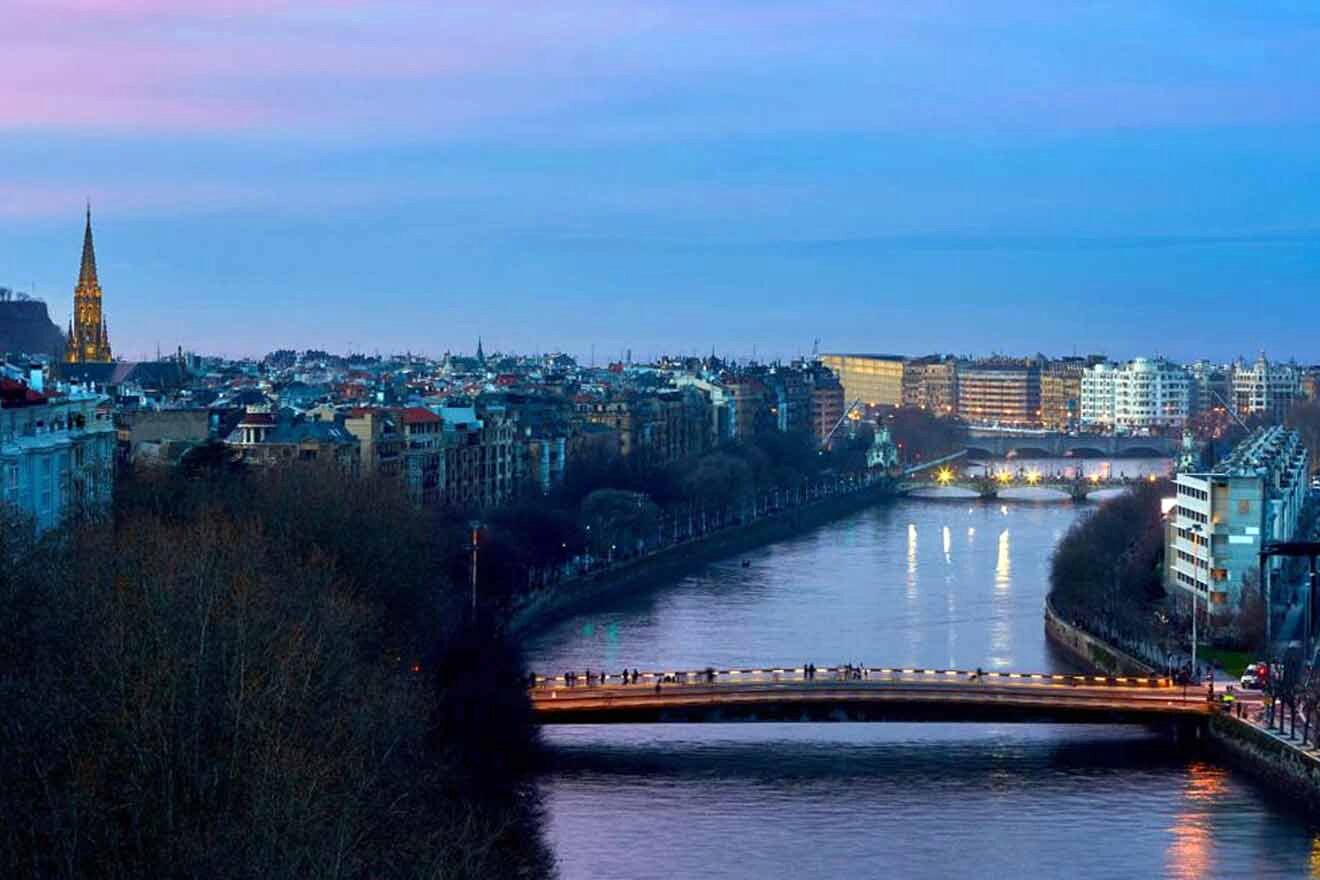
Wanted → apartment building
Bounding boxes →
[1081,358,1189,432]
[1166,426,1308,609]
[956,359,1041,427]
[1,376,115,532]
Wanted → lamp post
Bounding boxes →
[1190,522,1205,678]
[468,520,481,616]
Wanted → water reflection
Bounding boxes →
[907,523,919,599]
[1165,762,1228,879]
[529,487,1319,879]
[990,528,1012,665]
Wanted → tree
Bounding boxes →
[682,453,754,510]
[1237,571,1267,653]
[886,407,967,464]
[1288,400,1320,475]
[581,488,660,558]
[0,466,551,878]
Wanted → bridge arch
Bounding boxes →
[1006,446,1052,459]
[1066,446,1108,458]
[1122,446,1166,458]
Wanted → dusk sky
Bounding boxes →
[3,1,1318,362]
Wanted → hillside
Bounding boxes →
[0,295,65,358]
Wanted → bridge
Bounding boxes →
[529,666,1212,726]
[963,430,1176,460]
[898,468,1153,501]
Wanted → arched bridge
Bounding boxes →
[529,666,1211,725]
[963,430,1176,460]
[899,471,1150,501]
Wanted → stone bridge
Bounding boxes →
[963,430,1176,460]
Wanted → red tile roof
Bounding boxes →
[0,378,47,408]
[399,406,441,425]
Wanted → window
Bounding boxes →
[40,458,52,513]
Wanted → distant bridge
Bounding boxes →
[530,666,1210,726]
[898,470,1149,501]
[963,430,1177,460]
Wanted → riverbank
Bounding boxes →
[509,477,896,637]
[1044,603,1320,818]
[1043,597,1156,676]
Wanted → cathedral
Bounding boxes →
[65,207,112,363]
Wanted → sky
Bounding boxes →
[2,1,1319,363]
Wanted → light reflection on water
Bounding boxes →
[527,460,1319,879]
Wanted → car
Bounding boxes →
[1240,662,1269,690]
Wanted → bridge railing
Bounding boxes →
[530,665,1173,691]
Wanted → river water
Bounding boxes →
[527,459,1320,879]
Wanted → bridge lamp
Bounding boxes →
[1025,470,1040,485]
[996,470,1012,485]
[1088,472,1101,484]
[936,467,953,485]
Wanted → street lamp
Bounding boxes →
[468,520,482,616]
[1190,522,1205,677]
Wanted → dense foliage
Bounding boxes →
[1049,481,1170,643]
[883,408,967,464]
[0,464,549,879]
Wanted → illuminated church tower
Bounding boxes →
[65,206,112,363]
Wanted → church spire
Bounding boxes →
[66,205,111,363]
[77,203,99,290]
[476,336,485,363]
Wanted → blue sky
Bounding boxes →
[2,1,1318,361]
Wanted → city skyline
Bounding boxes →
[4,2,1319,360]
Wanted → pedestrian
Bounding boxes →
[655,681,662,695]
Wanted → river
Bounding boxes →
[526,459,1320,879]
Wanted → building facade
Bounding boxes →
[1081,358,1189,432]
[1040,358,1090,431]
[1231,355,1300,423]
[819,354,905,408]
[810,369,846,445]
[224,408,361,472]
[956,359,1042,427]
[1,377,115,532]
[901,355,958,415]
[1167,426,1308,609]
[398,407,443,505]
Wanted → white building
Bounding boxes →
[1167,426,1309,610]
[1231,355,1300,422]
[1080,363,1117,428]
[1,373,115,533]
[1080,358,1189,432]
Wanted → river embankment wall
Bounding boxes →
[510,480,895,637]
[1207,713,1320,814]
[1042,598,1156,676]
[1044,600,1320,815]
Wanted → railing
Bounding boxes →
[529,664,1173,690]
